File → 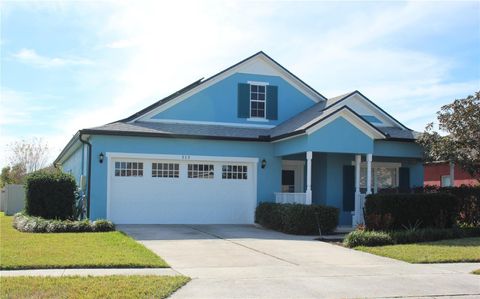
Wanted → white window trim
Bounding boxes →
[246,117,269,122]
[351,161,401,192]
[441,175,452,187]
[247,81,269,86]
[249,83,267,119]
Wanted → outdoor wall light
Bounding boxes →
[99,152,104,164]
[261,159,267,169]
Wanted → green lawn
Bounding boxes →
[473,269,480,275]
[0,275,190,299]
[357,237,480,263]
[0,213,168,269]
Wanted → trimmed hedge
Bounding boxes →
[381,185,480,227]
[13,213,115,233]
[364,193,457,230]
[255,203,339,235]
[25,171,76,220]
[343,227,480,248]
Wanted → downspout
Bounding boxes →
[79,133,92,219]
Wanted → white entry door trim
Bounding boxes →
[282,160,305,193]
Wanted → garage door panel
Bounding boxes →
[109,158,256,224]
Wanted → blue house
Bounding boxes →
[55,52,423,227]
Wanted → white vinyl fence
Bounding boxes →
[0,184,25,215]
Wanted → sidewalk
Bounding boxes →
[0,268,181,277]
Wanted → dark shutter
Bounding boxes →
[237,83,250,118]
[399,167,410,193]
[266,85,278,120]
[343,165,355,211]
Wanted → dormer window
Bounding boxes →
[237,82,278,121]
[250,84,266,118]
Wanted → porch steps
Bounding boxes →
[317,226,354,242]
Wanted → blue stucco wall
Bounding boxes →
[61,145,84,185]
[151,73,316,126]
[274,117,374,156]
[374,140,423,158]
[88,135,282,220]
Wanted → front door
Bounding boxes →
[281,160,305,193]
[282,170,295,192]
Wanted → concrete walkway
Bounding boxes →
[120,224,480,299]
[0,268,180,277]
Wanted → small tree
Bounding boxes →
[0,164,27,187]
[8,138,49,174]
[418,92,480,177]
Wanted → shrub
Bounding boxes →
[343,227,480,247]
[381,185,480,227]
[255,203,284,230]
[12,213,115,233]
[25,171,77,220]
[343,230,394,247]
[364,193,457,230]
[92,220,116,232]
[255,203,339,235]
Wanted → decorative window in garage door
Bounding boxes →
[188,164,214,179]
[115,162,144,177]
[222,165,248,180]
[152,163,179,178]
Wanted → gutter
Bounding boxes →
[79,134,92,219]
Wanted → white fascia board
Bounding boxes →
[106,152,259,163]
[305,109,386,140]
[132,54,324,123]
[56,138,83,165]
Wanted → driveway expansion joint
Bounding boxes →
[187,225,299,266]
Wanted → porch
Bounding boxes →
[274,151,422,227]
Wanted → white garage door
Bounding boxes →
[108,155,257,224]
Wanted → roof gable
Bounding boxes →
[130,51,326,123]
[325,91,410,130]
[305,107,386,140]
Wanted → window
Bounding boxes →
[188,164,214,179]
[152,163,179,178]
[250,84,266,118]
[222,165,248,180]
[360,166,398,192]
[115,161,143,177]
[441,175,451,187]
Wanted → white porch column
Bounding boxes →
[366,153,373,195]
[306,151,312,205]
[449,161,455,187]
[354,154,361,225]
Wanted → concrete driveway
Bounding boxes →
[119,224,480,299]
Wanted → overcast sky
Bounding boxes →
[1,0,479,166]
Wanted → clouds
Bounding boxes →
[13,48,93,68]
[1,0,479,167]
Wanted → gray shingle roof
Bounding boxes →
[86,121,271,140]
[83,92,418,141]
